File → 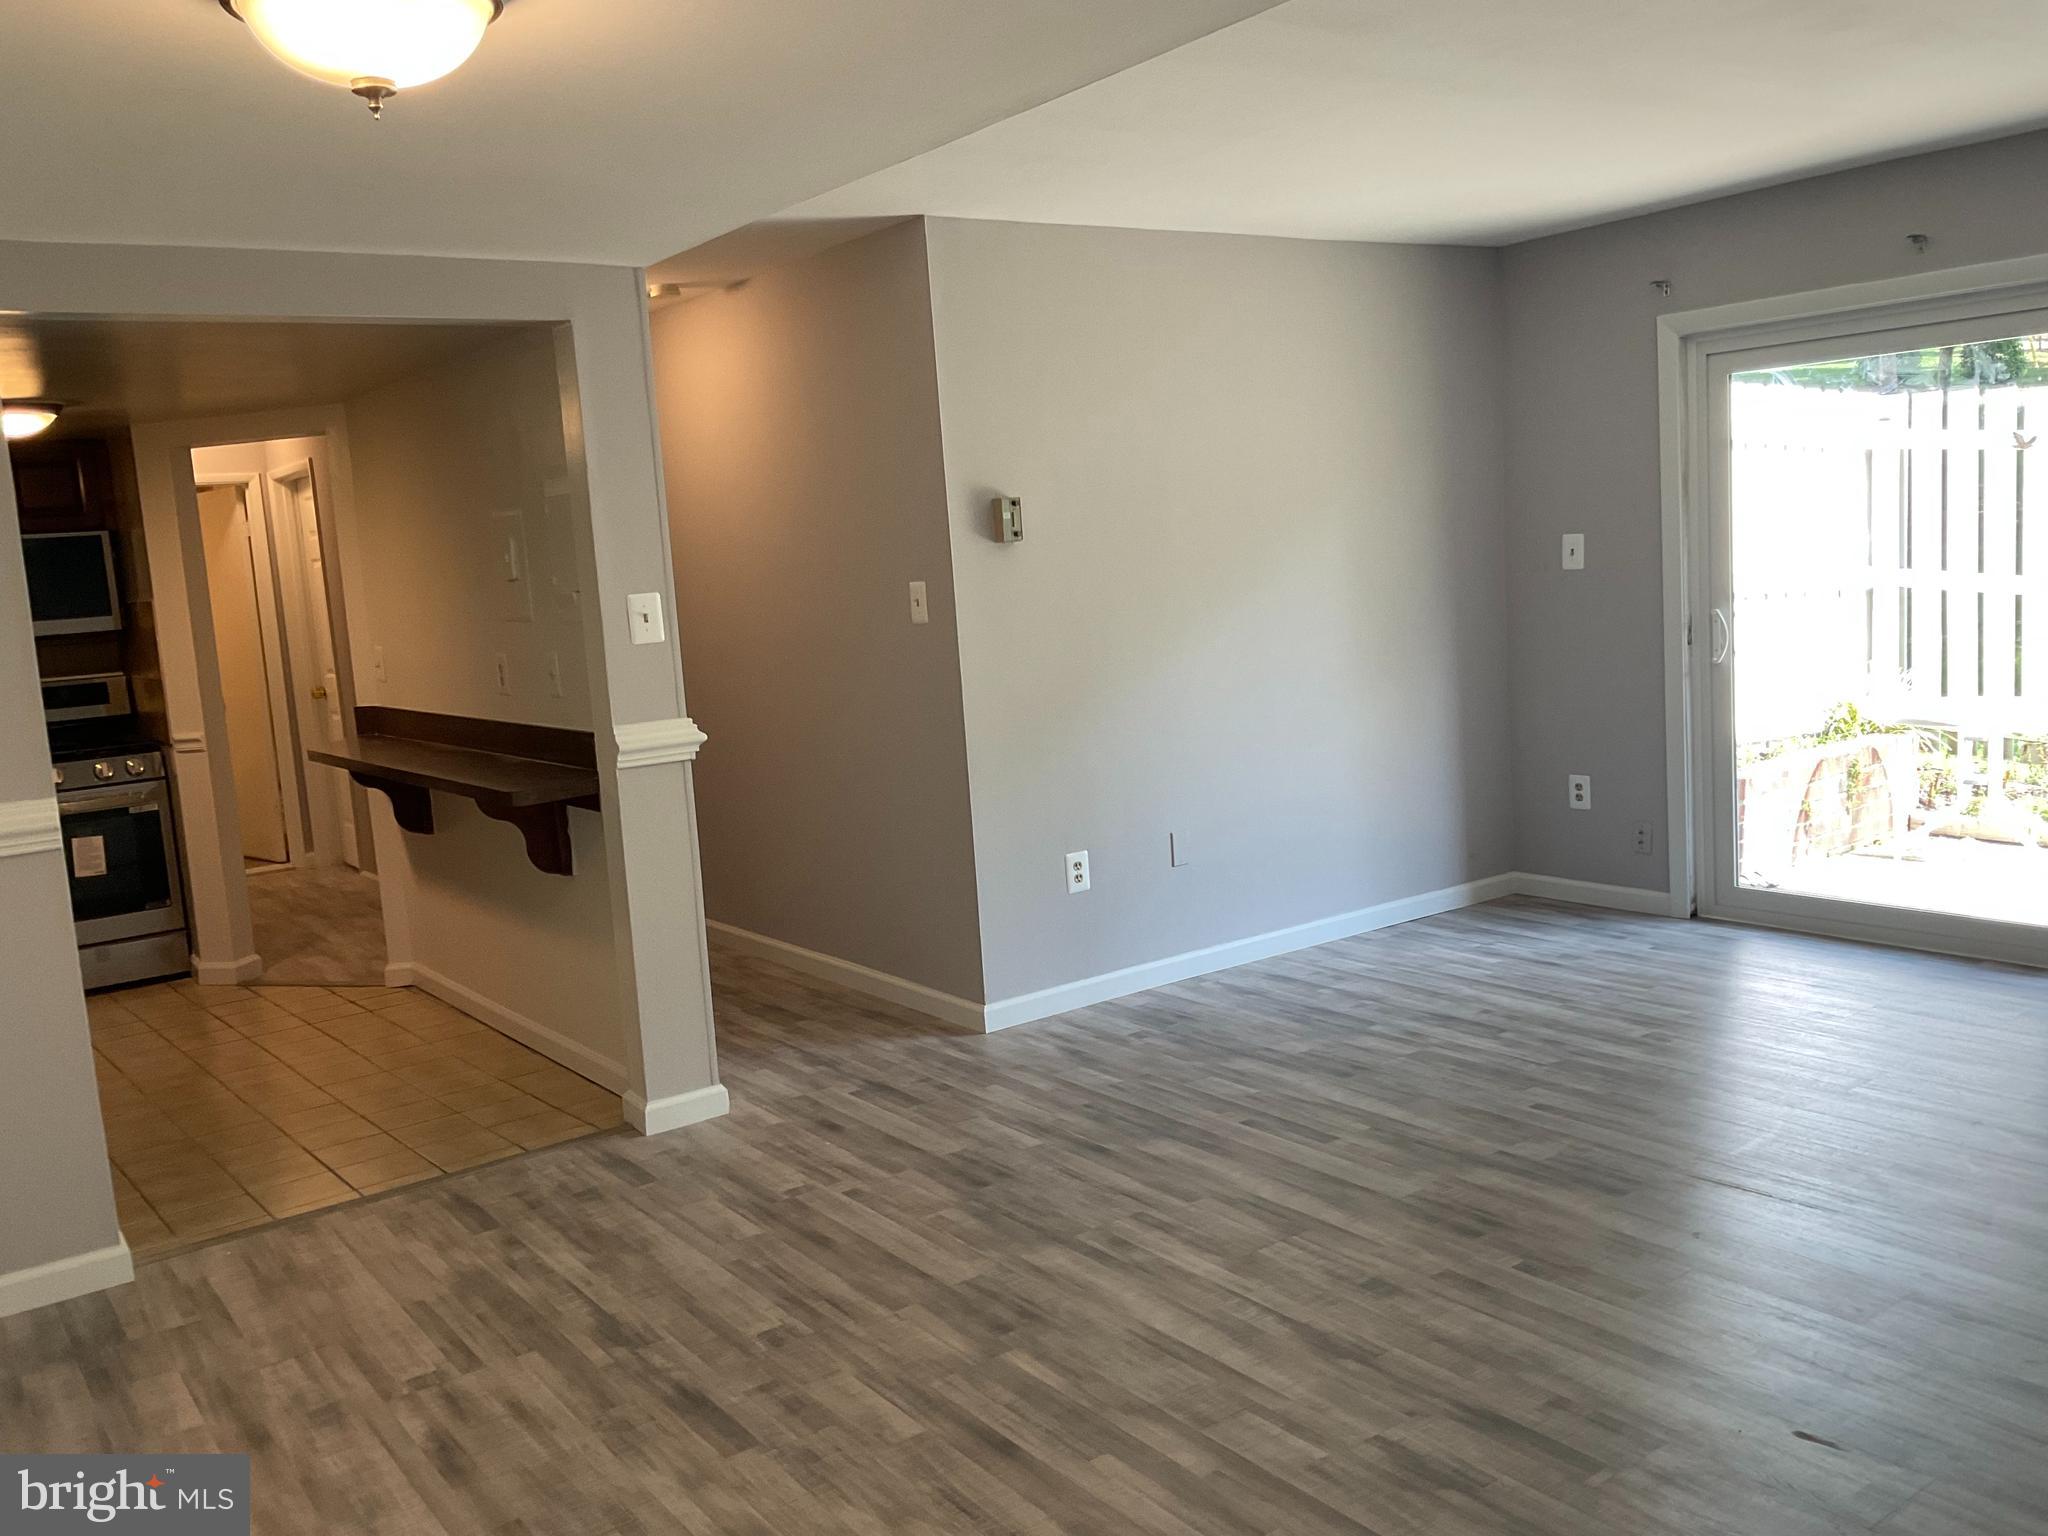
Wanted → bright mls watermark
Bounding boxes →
[2,1456,249,1533]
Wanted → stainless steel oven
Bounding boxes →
[45,681,190,989]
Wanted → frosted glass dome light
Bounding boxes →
[221,0,503,118]
[1,401,62,441]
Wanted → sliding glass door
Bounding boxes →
[1700,311,2048,960]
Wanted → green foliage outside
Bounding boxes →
[1742,338,2048,393]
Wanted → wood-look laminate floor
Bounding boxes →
[6,899,2047,1535]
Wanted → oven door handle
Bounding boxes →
[59,787,163,816]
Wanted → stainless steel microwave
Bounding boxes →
[23,530,122,635]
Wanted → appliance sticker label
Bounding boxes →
[72,836,109,879]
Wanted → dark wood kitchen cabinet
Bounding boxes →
[8,438,117,531]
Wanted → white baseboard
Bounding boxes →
[981,873,1521,1031]
[1508,872,1677,916]
[707,871,1681,1038]
[399,961,627,1094]
[0,1239,133,1320]
[704,921,985,1032]
[193,953,262,985]
[626,1083,731,1136]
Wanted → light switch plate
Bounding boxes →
[908,580,930,625]
[1562,533,1586,571]
[492,509,532,621]
[627,592,666,646]
[1170,831,1191,868]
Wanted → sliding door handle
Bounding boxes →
[1710,607,1732,665]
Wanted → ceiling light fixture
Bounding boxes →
[219,0,504,119]
[1,401,62,441]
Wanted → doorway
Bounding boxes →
[196,480,295,868]
[192,441,383,985]
[1697,311,2048,958]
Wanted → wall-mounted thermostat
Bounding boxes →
[992,496,1024,544]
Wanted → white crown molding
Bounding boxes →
[614,716,707,770]
[0,798,61,860]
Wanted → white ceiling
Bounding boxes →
[0,318,517,433]
[0,0,1278,267]
[687,0,2048,270]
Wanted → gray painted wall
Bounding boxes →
[924,219,1515,1003]
[0,468,124,1295]
[1502,128,2048,892]
[652,220,985,1002]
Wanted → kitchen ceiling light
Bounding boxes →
[1,401,62,441]
[220,0,504,119]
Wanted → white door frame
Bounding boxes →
[135,405,364,982]
[1657,252,2048,965]
[265,454,362,870]
[193,466,311,869]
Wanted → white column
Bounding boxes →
[0,454,133,1317]
[557,271,725,1133]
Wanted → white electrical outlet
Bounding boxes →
[1562,533,1586,571]
[1632,820,1655,855]
[372,644,387,682]
[1568,774,1592,811]
[1067,850,1090,893]
[908,580,930,625]
[493,653,512,696]
[547,651,564,698]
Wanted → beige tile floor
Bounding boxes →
[89,980,622,1259]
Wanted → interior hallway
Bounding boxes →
[246,863,387,986]
[14,899,2046,1534]
[89,980,622,1259]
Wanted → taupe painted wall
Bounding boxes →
[1501,128,2048,892]
[924,219,1515,1003]
[342,328,625,1073]
[652,221,985,1001]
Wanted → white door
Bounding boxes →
[1699,310,2048,964]
[272,462,361,869]
[197,484,293,865]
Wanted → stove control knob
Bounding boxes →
[94,762,116,781]
[125,759,148,777]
